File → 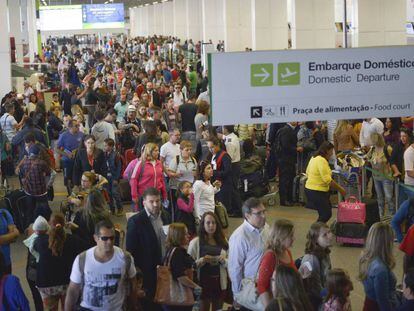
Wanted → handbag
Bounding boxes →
[234,278,264,311]
[154,247,195,306]
[337,196,366,224]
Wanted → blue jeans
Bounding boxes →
[391,198,413,242]
[373,178,395,217]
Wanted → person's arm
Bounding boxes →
[257,251,276,307]
[64,282,82,311]
[192,182,202,220]
[228,235,247,295]
[391,199,409,242]
[177,194,194,213]
[373,269,393,311]
[0,225,19,245]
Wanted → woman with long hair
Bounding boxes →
[366,133,395,217]
[194,100,209,140]
[257,219,297,308]
[266,265,313,311]
[188,212,228,311]
[305,142,346,223]
[192,161,221,220]
[34,213,86,310]
[333,120,359,153]
[70,189,110,247]
[383,117,401,147]
[72,134,106,186]
[359,222,398,311]
[324,268,353,311]
[163,223,201,311]
[299,222,334,310]
[130,142,167,211]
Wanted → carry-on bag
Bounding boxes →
[337,196,366,224]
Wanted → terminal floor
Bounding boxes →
[8,174,403,310]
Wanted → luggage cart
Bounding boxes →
[333,169,362,202]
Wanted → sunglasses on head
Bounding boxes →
[99,236,115,241]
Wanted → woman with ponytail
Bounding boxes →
[34,212,87,311]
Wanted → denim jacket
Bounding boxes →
[362,258,397,311]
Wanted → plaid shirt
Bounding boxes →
[21,157,51,196]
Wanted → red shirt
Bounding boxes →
[257,249,297,295]
[400,224,414,256]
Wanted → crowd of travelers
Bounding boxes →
[0,34,413,311]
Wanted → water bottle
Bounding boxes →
[244,179,248,192]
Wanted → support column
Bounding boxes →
[8,0,24,63]
[147,4,155,36]
[0,0,12,96]
[186,0,202,43]
[162,1,174,37]
[352,0,406,47]
[173,0,187,41]
[223,0,252,52]
[201,0,225,45]
[291,0,335,49]
[252,0,288,50]
[154,3,163,36]
[27,0,38,61]
[142,6,149,37]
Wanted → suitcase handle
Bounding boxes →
[345,196,360,203]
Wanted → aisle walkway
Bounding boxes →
[8,173,403,310]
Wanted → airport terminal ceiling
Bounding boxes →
[45,0,169,10]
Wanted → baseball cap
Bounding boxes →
[128,105,137,112]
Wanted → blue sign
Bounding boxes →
[82,3,124,28]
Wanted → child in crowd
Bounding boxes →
[299,222,333,310]
[103,138,123,215]
[176,181,196,237]
[324,268,353,311]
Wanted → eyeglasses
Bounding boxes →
[250,210,266,217]
[99,236,115,241]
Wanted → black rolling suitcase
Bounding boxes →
[363,198,380,229]
[3,190,26,232]
[119,179,131,202]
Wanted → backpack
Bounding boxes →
[175,155,197,175]
[214,201,229,229]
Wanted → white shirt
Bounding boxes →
[160,141,180,169]
[359,118,384,147]
[24,87,34,105]
[228,220,269,294]
[404,145,414,186]
[0,113,17,141]
[326,120,337,144]
[70,246,136,311]
[224,133,241,163]
[192,180,219,219]
[197,90,210,105]
[173,91,185,108]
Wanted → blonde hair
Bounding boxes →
[141,143,159,161]
[82,171,97,185]
[370,132,385,148]
[166,223,187,249]
[358,222,395,280]
[266,219,294,256]
[180,140,192,150]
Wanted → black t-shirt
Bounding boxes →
[179,103,198,132]
[34,233,87,287]
[167,247,195,280]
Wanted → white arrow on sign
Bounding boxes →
[252,108,261,117]
[254,67,270,83]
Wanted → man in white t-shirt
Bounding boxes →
[0,103,25,142]
[160,128,181,170]
[360,118,384,149]
[65,220,139,311]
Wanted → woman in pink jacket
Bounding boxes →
[130,142,167,211]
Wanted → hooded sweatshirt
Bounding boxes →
[91,121,115,150]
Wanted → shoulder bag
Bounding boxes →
[154,247,195,306]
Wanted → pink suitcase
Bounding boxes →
[337,196,366,224]
[336,236,365,246]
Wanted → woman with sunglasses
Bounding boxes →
[188,212,228,311]
[193,161,221,220]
